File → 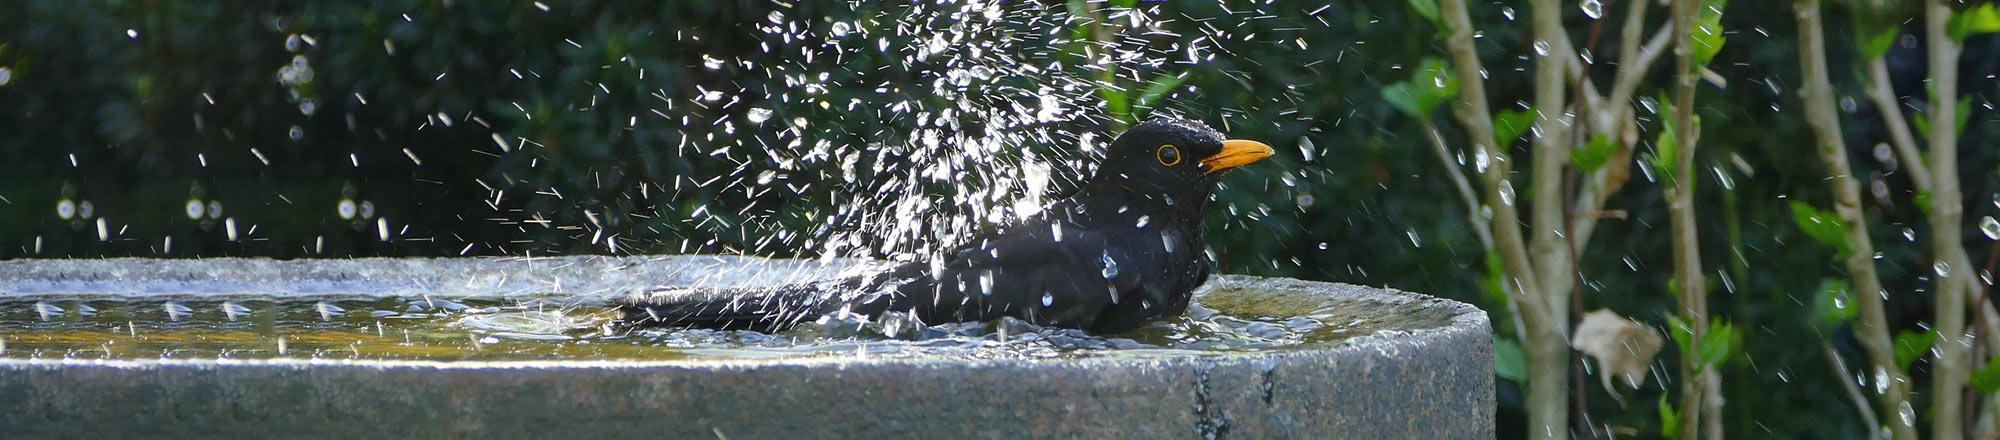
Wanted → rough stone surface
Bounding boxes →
[0,257,1492,438]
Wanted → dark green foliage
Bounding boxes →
[1,1,1998,438]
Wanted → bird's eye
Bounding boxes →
[1155,145,1181,166]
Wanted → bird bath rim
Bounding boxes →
[0,256,1486,368]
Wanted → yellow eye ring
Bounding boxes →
[1156,145,1181,166]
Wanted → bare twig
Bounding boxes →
[1792,2,1917,438]
[1666,0,1711,438]
[1925,2,1970,437]
[1823,342,1885,440]
[1422,121,1497,251]
[1864,57,1936,191]
[1528,0,1575,321]
[1437,0,1566,437]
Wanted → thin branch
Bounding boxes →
[1925,1,1969,437]
[1667,0,1710,438]
[1823,342,1885,440]
[1437,1,1566,438]
[1422,121,1496,251]
[1528,0,1574,315]
[1864,57,1936,191]
[1792,2,1916,438]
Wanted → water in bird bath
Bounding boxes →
[0,280,1452,362]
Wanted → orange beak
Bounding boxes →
[1201,139,1275,174]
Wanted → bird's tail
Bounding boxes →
[618,280,859,331]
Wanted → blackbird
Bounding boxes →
[620,117,1273,334]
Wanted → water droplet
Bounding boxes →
[1980,216,1999,240]
[55,199,75,220]
[1532,40,1551,56]
[0,67,12,87]
[1502,7,1516,20]
[1902,227,1917,242]
[1051,222,1064,242]
[979,270,994,296]
[701,54,724,70]
[126,29,139,39]
[1899,400,1916,427]
[222,302,251,321]
[1136,215,1150,229]
[164,301,192,321]
[1579,0,1603,19]
[1161,230,1176,253]
[746,107,773,124]
[34,301,62,321]
[1041,292,1054,308]
[1318,242,1329,250]
[1101,251,1120,279]
[185,199,205,220]
[337,199,357,220]
[1498,180,1518,206]
[1936,260,1952,278]
[316,301,346,321]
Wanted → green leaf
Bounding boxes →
[1382,60,1457,121]
[1480,250,1509,307]
[1415,58,1458,115]
[1955,97,1973,137]
[1407,0,1440,25]
[1698,320,1739,370]
[1131,72,1189,118]
[1862,28,1898,60]
[1572,134,1617,173]
[1668,315,1694,363]
[1493,338,1528,383]
[1949,3,2000,41]
[1382,82,1424,119]
[1108,0,1139,8]
[1916,190,1934,215]
[1652,99,1682,181]
[1914,111,1930,137]
[1895,330,1936,372]
[1493,108,1535,148]
[1691,0,1729,67]
[1864,27,1896,60]
[1813,278,1857,330]
[1659,396,1682,439]
[1788,201,1850,256]
[1974,356,2000,394]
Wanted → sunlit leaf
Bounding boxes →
[1813,278,1856,330]
[1788,201,1850,256]
[1949,3,2000,40]
[1493,108,1535,148]
[1572,134,1617,173]
[1407,0,1440,25]
[1862,28,1898,60]
[1692,0,1729,67]
[1974,356,2000,394]
[1698,319,1738,370]
[1895,330,1936,372]
[1659,396,1682,439]
[1382,81,1424,119]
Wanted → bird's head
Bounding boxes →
[1090,117,1274,199]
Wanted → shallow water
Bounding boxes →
[0,285,1453,362]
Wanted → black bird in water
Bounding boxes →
[621,117,1273,334]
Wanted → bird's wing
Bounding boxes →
[900,213,1137,327]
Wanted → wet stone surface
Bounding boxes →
[0,257,1491,438]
